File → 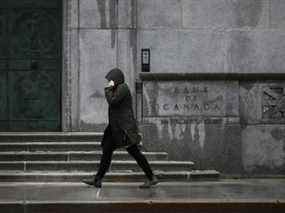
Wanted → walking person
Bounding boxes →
[82,68,158,189]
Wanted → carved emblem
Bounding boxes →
[262,85,285,120]
[10,9,58,57]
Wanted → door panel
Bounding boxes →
[0,0,62,131]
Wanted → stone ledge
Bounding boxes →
[139,73,285,81]
[0,170,219,182]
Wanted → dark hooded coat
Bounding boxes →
[102,68,141,149]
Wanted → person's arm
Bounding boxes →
[104,83,128,105]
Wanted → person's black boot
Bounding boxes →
[94,178,102,188]
[139,175,159,189]
[82,176,102,188]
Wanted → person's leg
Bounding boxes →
[82,137,114,187]
[126,144,154,180]
[95,142,115,180]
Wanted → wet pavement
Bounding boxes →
[0,178,285,203]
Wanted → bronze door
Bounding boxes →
[0,0,62,131]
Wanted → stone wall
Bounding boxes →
[240,82,285,174]
[66,0,285,175]
[66,0,137,131]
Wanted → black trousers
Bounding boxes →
[95,139,154,181]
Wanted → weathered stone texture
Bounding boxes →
[80,0,134,29]
[226,30,285,73]
[182,0,269,29]
[240,82,285,124]
[240,81,285,174]
[137,0,181,29]
[79,30,136,130]
[242,125,285,174]
[79,30,114,129]
[139,29,285,73]
[270,0,285,29]
[141,117,242,173]
[138,30,227,73]
[140,80,242,173]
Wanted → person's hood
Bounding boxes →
[105,68,125,85]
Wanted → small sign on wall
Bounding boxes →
[141,48,150,72]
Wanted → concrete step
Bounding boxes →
[0,170,220,182]
[0,132,104,142]
[0,160,194,172]
[0,142,102,152]
[0,151,168,161]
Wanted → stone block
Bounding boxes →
[79,29,115,129]
[270,0,285,28]
[139,29,285,74]
[79,30,136,130]
[137,0,181,29]
[141,117,242,173]
[138,29,227,73]
[117,30,136,95]
[242,125,285,174]
[79,0,134,29]
[143,81,239,117]
[182,0,269,29]
[226,30,285,73]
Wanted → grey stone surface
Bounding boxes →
[182,0,269,29]
[270,0,285,29]
[137,0,182,29]
[117,30,136,95]
[142,81,239,117]
[138,29,227,73]
[139,29,285,74]
[79,30,136,130]
[242,125,285,174]
[79,29,116,129]
[240,82,263,124]
[226,30,285,73]
[141,117,242,173]
[79,0,135,29]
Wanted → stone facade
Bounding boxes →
[63,0,285,175]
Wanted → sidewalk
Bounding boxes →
[0,179,285,213]
[1,178,285,202]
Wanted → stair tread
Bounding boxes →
[0,170,219,175]
[0,142,101,145]
[0,151,168,155]
[0,132,104,136]
[0,160,194,164]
